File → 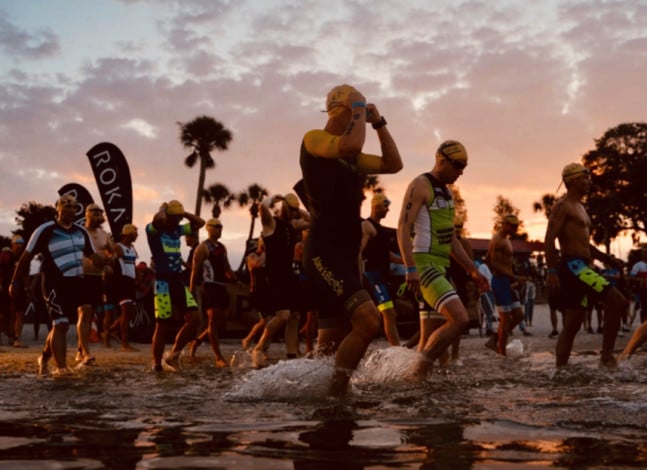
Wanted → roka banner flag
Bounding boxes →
[58,183,95,227]
[86,142,133,237]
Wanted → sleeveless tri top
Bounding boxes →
[412,173,454,268]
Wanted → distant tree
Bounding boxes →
[203,183,236,218]
[364,175,381,193]
[178,115,233,217]
[581,122,647,253]
[0,235,11,249]
[236,183,270,242]
[15,201,56,241]
[234,183,269,271]
[492,195,527,240]
[532,193,556,219]
[450,185,468,230]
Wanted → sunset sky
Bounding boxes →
[1,0,645,266]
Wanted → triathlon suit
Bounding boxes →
[200,239,231,311]
[114,242,138,307]
[300,133,371,328]
[146,222,198,321]
[558,257,610,310]
[362,218,394,313]
[249,255,271,319]
[411,173,459,316]
[263,216,299,313]
[491,275,522,313]
[24,221,96,325]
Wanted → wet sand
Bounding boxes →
[0,302,636,372]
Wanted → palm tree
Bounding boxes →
[178,115,233,216]
[203,183,236,218]
[234,183,269,270]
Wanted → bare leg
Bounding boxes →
[242,317,266,349]
[12,310,26,347]
[205,307,227,367]
[599,288,626,366]
[102,306,114,347]
[151,320,167,370]
[252,310,289,366]
[381,307,400,346]
[284,311,300,356]
[51,322,69,370]
[76,305,93,362]
[413,298,469,378]
[556,308,584,366]
[620,320,647,359]
[330,301,381,396]
[169,309,201,358]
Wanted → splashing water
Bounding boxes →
[225,356,336,401]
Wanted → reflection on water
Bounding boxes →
[1,338,647,468]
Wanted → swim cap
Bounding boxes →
[166,200,185,216]
[436,140,468,163]
[206,218,222,227]
[503,214,520,226]
[11,234,25,244]
[371,192,390,207]
[121,224,138,236]
[284,193,300,209]
[85,203,104,214]
[561,163,588,183]
[326,84,357,117]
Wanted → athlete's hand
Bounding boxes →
[471,270,491,293]
[405,270,420,297]
[365,103,380,124]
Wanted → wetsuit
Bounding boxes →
[362,218,394,313]
[300,132,371,328]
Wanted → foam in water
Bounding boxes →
[225,356,336,401]
[354,346,420,384]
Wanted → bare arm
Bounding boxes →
[451,234,490,292]
[396,177,427,295]
[358,219,375,274]
[9,250,34,298]
[260,196,279,235]
[544,198,567,271]
[189,243,207,293]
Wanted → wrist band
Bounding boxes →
[351,101,366,108]
[406,266,417,273]
[547,268,556,274]
[372,116,387,129]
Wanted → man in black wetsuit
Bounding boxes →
[300,84,403,396]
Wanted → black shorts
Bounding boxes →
[200,282,230,310]
[80,275,104,307]
[304,244,370,329]
[113,275,136,305]
[266,271,298,313]
[558,258,611,310]
[43,276,85,324]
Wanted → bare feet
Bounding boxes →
[215,357,228,368]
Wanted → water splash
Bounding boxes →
[354,346,420,384]
[225,356,335,401]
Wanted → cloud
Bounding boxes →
[0,10,60,59]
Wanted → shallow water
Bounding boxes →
[1,314,647,469]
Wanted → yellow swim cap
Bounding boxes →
[284,193,300,209]
[437,140,468,163]
[166,200,185,216]
[503,214,520,226]
[561,163,588,183]
[326,84,357,117]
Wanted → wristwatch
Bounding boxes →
[372,116,387,130]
